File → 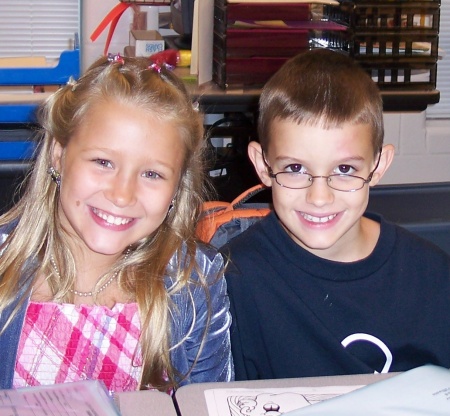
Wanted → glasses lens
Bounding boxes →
[328,175,366,192]
[276,172,312,189]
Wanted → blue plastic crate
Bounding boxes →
[0,140,36,160]
[0,47,80,124]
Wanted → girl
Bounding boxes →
[0,54,233,392]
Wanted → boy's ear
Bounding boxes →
[247,141,272,187]
[51,138,64,172]
[369,144,395,186]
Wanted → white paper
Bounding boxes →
[286,365,450,415]
[190,0,199,76]
[190,0,215,84]
[204,385,364,416]
[0,380,120,416]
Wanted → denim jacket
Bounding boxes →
[0,226,234,389]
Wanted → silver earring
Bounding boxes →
[168,198,175,215]
[47,166,61,188]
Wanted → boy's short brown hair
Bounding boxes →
[258,49,384,156]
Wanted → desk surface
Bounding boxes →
[174,373,398,416]
[116,390,177,416]
[114,373,398,416]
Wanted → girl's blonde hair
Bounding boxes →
[0,55,209,390]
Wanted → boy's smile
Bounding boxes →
[260,118,389,262]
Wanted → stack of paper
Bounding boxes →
[286,365,450,415]
[0,380,121,416]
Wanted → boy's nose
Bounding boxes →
[305,177,334,206]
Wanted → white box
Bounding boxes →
[129,30,164,57]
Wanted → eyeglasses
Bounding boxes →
[265,150,382,192]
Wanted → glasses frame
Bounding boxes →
[264,149,383,192]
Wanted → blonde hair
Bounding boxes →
[0,56,209,390]
[259,49,384,157]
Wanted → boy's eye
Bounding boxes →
[335,164,355,175]
[285,164,305,173]
[142,170,162,180]
[95,159,112,168]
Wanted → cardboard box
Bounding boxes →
[129,30,164,57]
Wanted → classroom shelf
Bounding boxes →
[0,48,80,124]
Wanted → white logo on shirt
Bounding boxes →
[341,333,393,373]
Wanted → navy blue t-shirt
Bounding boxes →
[222,212,450,380]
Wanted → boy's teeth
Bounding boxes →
[302,213,337,223]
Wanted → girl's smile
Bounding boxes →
[90,207,135,228]
[53,99,184,262]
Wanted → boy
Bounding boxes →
[221,49,450,380]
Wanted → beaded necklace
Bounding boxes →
[49,249,131,297]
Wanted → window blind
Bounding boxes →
[0,0,79,60]
[427,1,449,119]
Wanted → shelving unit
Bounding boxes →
[0,47,80,212]
[0,48,80,124]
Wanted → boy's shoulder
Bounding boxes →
[378,213,450,262]
[396,223,449,255]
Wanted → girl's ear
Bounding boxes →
[51,139,64,172]
[248,141,272,188]
[369,144,395,186]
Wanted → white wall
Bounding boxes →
[81,0,169,70]
[382,114,450,184]
[82,0,450,186]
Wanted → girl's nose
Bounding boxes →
[105,174,137,207]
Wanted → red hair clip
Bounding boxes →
[149,62,163,73]
[148,50,179,74]
[107,53,125,65]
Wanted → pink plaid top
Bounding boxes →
[13,301,143,392]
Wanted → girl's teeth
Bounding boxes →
[93,208,130,225]
[107,215,123,225]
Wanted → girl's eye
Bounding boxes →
[285,164,305,173]
[142,170,162,180]
[95,159,112,168]
[335,164,356,175]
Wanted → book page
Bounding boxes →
[204,385,364,416]
[0,380,120,416]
